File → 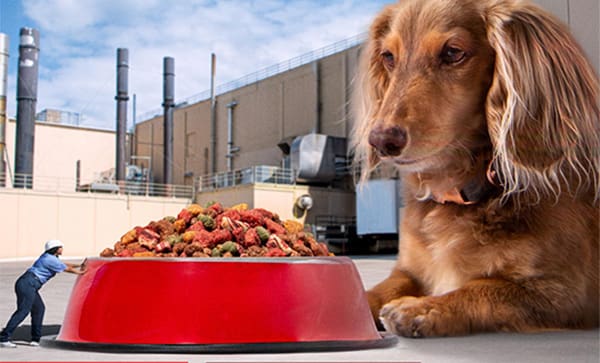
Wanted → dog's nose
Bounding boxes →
[368,124,407,157]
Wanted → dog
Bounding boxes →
[351,0,599,337]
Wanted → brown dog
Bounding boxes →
[352,0,599,337]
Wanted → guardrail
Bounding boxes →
[0,173,194,199]
[195,165,295,191]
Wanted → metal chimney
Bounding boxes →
[209,53,217,174]
[115,48,129,183]
[0,33,8,187]
[162,56,174,185]
[14,28,40,189]
[313,61,321,134]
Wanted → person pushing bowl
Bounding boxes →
[0,240,86,348]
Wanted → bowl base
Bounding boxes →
[41,333,398,353]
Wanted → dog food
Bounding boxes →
[99,202,332,258]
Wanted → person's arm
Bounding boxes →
[64,261,86,275]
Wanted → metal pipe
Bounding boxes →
[342,51,348,139]
[226,100,238,172]
[15,28,40,189]
[115,48,129,183]
[162,56,175,185]
[0,33,8,187]
[312,61,321,134]
[132,93,136,126]
[209,53,217,173]
[76,159,81,191]
[131,93,136,167]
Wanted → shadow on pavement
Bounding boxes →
[10,324,61,341]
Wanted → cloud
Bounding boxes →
[6,0,387,129]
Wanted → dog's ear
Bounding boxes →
[366,5,396,103]
[484,2,599,202]
[351,5,396,183]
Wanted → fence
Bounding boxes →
[195,165,295,191]
[1,172,194,199]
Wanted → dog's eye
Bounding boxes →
[441,45,466,64]
[380,50,395,69]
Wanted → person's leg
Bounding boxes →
[0,274,38,342]
[29,292,45,342]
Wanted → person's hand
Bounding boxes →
[65,261,87,275]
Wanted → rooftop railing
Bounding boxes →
[195,165,295,192]
[138,33,366,122]
[0,173,194,199]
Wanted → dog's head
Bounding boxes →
[352,0,599,203]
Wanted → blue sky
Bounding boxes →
[0,0,390,130]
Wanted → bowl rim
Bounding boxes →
[85,256,352,264]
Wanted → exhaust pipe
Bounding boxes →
[162,56,174,185]
[14,28,40,189]
[0,33,8,187]
[210,53,217,174]
[115,48,129,183]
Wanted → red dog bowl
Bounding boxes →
[44,257,395,353]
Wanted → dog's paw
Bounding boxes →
[379,296,452,338]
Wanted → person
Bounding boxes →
[0,239,86,348]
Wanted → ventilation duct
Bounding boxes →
[290,134,347,183]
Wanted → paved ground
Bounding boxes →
[0,256,598,363]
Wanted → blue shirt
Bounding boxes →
[28,253,67,284]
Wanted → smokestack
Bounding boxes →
[115,48,129,183]
[0,33,8,187]
[313,61,321,134]
[162,57,174,185]
[210,53,217,174]
[14,28,40,189]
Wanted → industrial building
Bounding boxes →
[135,36,364,249]
[132,0,599,249]
[0,0,597,258]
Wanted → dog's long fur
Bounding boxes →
[352,0,599,337]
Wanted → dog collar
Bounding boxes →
[430,187,476,205]
[429,161,499,205]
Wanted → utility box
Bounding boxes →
[356,179,401,236]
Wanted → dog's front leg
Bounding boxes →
[379,277,575,337]
[366,268,423,330]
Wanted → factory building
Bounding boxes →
[0,0,597,258]
[132,0,599,247]
[135,39,360,184]
[134,38,364,244]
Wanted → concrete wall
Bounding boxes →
[534,0,599,73]
[0,188,190,260]
[194,183,355,226]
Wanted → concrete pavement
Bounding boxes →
[0,256,598,362]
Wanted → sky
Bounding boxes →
[0,0,390,130]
